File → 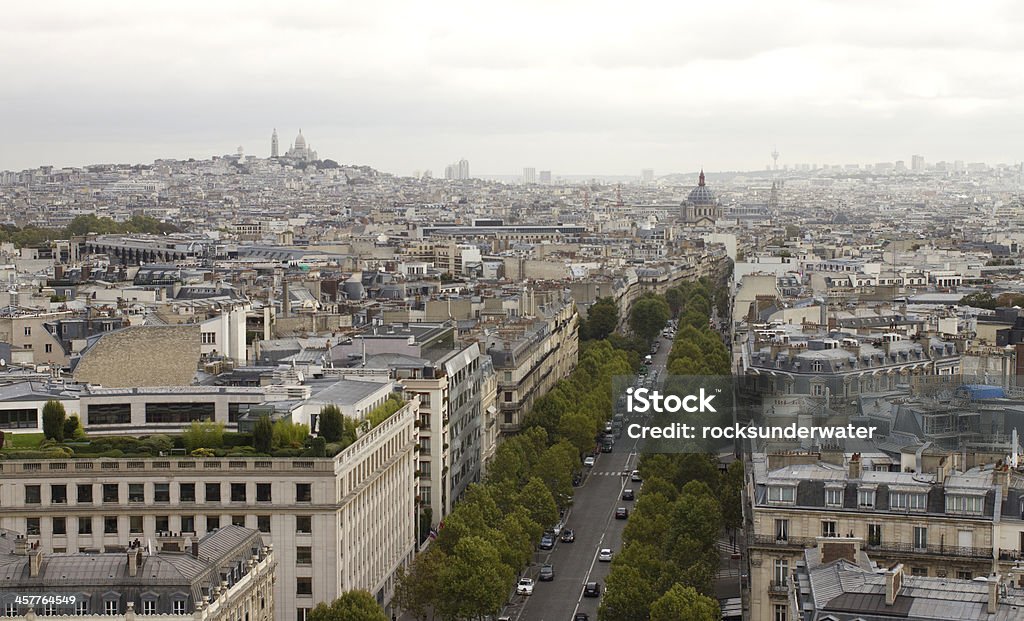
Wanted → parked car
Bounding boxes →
[539,564,554,581]
[552,521,564,535]
[574,614,590,621]
[631,469,642,482]
[560,528,575,543]
[584,582,601,597]
[598,548,613,562]
[572,473,583,486]
[583,456,596,467]
[615,507,629,519]
[517,578,534,595]
[539,534,555,550]
[601,442,613,453]
[621,489,634,501]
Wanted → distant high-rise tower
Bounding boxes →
[271,129,279,158]
[771,146,780,171]
[911,154,925,172]
[458,158,470,180]
[539,170,552,184]
[523,167,536,184]
[641,168,654,184]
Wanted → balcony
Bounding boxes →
[864,542,991,559]
[768,581,789,597]
[749,534,818,549]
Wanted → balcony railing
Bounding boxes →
[749,534,818,548]
[864,542,991,559]
[768,580,789,595]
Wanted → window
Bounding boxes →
[78,484,93,503]
[207,515,220,530]
[811,360,823,372]
[296,516,312,534]
[202,332,216,345]
[946,494,984,515]
[88,404,131,425]
[129,484,145,503]
[50,484,67,504]
[144,402,215,424]
[52,517,66,535]
[154,483,170,503]
[5,603,16,617]
[911,567,928,577]
[45,343,52,354]
[231,483,247,502]
[232,515,245,527]
[26,517,40,536]
[102,484,119,503]
[181,515,195,533]
[257,515,271,533]
[868,523,882,546]
[957,570,973,580]
[205,483,221,502]
[142,600,156,615]
[105,600,119,615]
[821,521,837,538]
[825,487,843,507]
[25,485,41,504]
[180,483,196,502]
[256,483,272,502]
[296,578,312,595]
[296,483,312,503]
[24,326,31,337]
[76,600,89,615]
[858,488,876,508]
[297,609,311,621]
[130,516,143,533]
[172,600,186,615]
[773,559,789,586]
[768,486,796,504]
[78,517,93,535]
[297,546,312,565]
[0,408,38,429]
[43,603,56,617]
[504,391,513,402]
[155,516,169,533]
[890,491,927,511]
[104,516,119,534]
[775,519,789,542]
[914,526,928,549]
[504,412,513,424]
[774,605,787,621]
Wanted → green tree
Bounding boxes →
[253,416,273,453]
[394,545,445,621]
[629,294,670,342]
[649,584,719,621]
[311,436,327,457]
[272,419,309,449]
[517,477,559,529]
[308,590,387,621]
[182,420,225,452]
[721,460,745,533]
[960,291,997,310]
[665,287,684,317]
[319,404,344,442]
[584,297,619,340]
[62,415,82,440]
[436,536,514,621]
[557,410,598,456]
[598,565,659,621]
[42,400,67,442]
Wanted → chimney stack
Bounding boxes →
[28,547,43,578]
[14,535,28,556]
[849,453,862,480]
[994,462,1010,495]
[127,548,139,577]
[885,564,904,606]
[191,540,200,558]
[988,574,1000,614]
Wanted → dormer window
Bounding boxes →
[825,486,844,507]
[946,494,984,515]
[768,485,796,504]
[858,487,876,508]
[890,490,927,511]
[812,361,823,372]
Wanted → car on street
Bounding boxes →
[583,456,596,467]
[539,564,554,581]
[560,528,575,542]
[573,614,590,621]
[621,489,634,501]
[584,582,601,597]
[615,507,629,519]
[631,469,642,482]
[601,442,613,453]
[598,548,613,562]
[539,533,555,550]
[517,578,534,595]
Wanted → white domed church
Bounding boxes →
[284,129,318,162]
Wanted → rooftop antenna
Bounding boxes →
[771,146,780,172]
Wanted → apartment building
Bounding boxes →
[0,398,418,620]
[0,526,275,621]
[746,450,1024,621]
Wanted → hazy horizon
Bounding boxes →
[5,0,1024,175]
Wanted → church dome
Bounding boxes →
[687,170,715,205]
[294,130,306,150]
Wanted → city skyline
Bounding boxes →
[4,1,1024,175]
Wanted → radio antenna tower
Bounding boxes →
[771,146,780,171]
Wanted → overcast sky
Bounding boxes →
[3,0,1023,176]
